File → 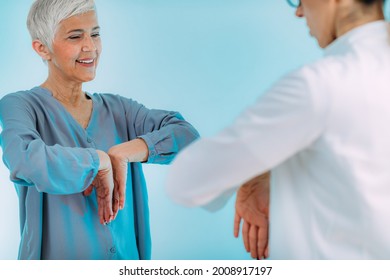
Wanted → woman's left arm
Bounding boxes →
[107,98,200,209]
[132,103,200,164]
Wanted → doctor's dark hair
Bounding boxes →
[27,0,96,51]
[358,0,385,4]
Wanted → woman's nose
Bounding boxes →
[295,5,304,18]
[82,36,97,52]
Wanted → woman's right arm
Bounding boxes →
[0,94,99,195]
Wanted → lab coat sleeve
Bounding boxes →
[121,97,200,164]
[165,65,331,207]
[0,94,99,195]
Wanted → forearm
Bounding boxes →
[0,95,100,194]
[133,107,200,164]
[2,137,99,194]
[107,138,148,163]
[165,134,267,207]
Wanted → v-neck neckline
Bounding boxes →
[32,86,96,132]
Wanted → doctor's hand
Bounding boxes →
[108,138,149,212]
[234,172,270,260]
[84,150,115,225]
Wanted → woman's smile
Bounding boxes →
[76,58,96,67]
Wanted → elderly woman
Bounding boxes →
[166,0,390,259]
[0,0,199,260]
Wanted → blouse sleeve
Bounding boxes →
[0,93,99,195]
[121,97,200,164]
[165,65,331,207]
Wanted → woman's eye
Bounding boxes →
[69,35,81,40]
[91,33,100,38]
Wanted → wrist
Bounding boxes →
[96,150,111,171]
[108,139,149,163]
[242,172,270,190]
[132,138,148,162]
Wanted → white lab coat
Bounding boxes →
[166,21,390,259]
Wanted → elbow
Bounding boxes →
[174,123,200,150]
[184,123,201,143]
[167,113,200,145]
[165,166,207,208]
[165,183,200,208]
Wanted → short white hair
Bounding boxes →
[27,0,96,50]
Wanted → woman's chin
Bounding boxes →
[77,74,96,83]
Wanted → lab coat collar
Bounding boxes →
[324,20,389,56]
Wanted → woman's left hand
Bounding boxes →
[234,172,270,260]
[108,139,149,212]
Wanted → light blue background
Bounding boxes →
[0,0,388,260]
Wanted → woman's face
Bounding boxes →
[296,0,338,48]
[48,11,101,83]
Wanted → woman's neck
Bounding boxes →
[336,2,384,38]
[41,76,86,106]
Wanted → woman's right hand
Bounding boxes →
[84,150,117,225]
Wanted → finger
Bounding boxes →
[102,196,113,224]
[249,224,259,259]
[96,190,108,224]
[96,170,114,224]
[112,160,128,210]
[96,191,105,225]
[93,180,105,224]
[265,245,269,259]
[257,223,268,259]
[234,212,242,238]
[242,221,250,252]
[104,175,114,223]
[112,186,120,219]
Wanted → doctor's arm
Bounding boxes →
[165,66,330,257]
[165,65,329,206]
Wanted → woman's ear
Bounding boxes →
[32,40,51,61]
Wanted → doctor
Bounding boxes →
[166,0,390,259]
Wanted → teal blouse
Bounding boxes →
[0,86,199,260]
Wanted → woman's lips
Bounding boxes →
[76,58,95,67]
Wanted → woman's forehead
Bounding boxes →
[57,11,99,33]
